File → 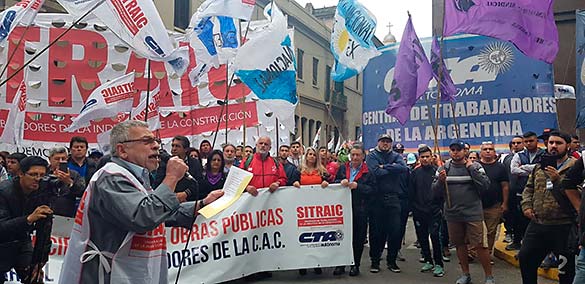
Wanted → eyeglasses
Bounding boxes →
[25,172,45,179]
[121,136,157,145]
[511,141,523,145]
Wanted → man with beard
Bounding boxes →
[366,134,409,273]
[241,136,287,197]
[154,135,203,202]
[432,140,492,284]
[518,131,579,284]
[59,120,223,284]
[277,145,300,186]
[288,141,303,168]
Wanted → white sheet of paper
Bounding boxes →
[199,166,253,218]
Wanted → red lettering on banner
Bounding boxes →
[126,53,174,108]
[101,82,135,104]
[242,0,255,5]
[158,101,259,137]
[0,110,8,137]
[110,0,148,35]
[49,236,70,256]
[48,28,108,107]
[23,113,119,143]
[221,208,284,234]
[5,27,40,104]
[169,220,219,244]
[296,204,344,227]
[208,64,251,101]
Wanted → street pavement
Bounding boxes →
[228,217,556,284]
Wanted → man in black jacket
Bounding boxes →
[47,146,86,217]
[278,145,300,186]
[409,146,445,277]
[334,144,376,277]
[67,136,97,185]
[154,136,204,202]
[0,156,53,283]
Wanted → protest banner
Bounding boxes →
[363,35,558,152]
[0,13,287,148]
[4,185,353,284]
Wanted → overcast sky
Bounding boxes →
[294,0,433,42]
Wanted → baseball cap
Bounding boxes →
[449,140,466,150]
[406,153,417,165]
[88,148,104,158]
[393,143,405,152]
[537,128,557,140]
[377,134,393,142]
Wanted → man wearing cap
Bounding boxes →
[433,140,493,284]
[88,149,104,164]
[366,134,409,273]
[508,131,545,251]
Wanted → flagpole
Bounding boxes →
[0,25,32,80]
[212,20,252,149]
[276,117,280,151]
[0,0,107,88]
[144,59,152,122]
[439,0,452,209]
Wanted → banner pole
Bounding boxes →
[0,0,107,88]
[144,59,151,122]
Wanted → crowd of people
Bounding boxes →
[0,121,584,284]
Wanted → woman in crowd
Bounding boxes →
[198,150,226,200]
[293,147,329,275]
[468,151,479,162]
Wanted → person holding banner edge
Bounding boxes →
[59,120,223,284]
[334,143,376,277]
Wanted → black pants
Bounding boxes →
[352,206,368,267]
[518,222,575,284]
[511,194,530,245]
[398,198,410,249]
[441,217,450,248]
[368,197,401,265]
[413,211,444,267]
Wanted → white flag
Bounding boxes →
[312,126,321,149]
[0,0,45,43]
[190,0,255,25]
[335,138,343,152]
[131,85,161,131]
[65,72,136,132]
[56,0,189,75]
[0,81,27,145]
[327,135,335,151]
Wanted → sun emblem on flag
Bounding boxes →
[478,42,514,75]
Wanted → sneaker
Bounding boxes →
[349,265,360,277]
[419,256,426,263]
[388,262,401,273]
[433,265,445,277]
[299,269,307,276]
[314,268,322,275]
[505,243,522,251]
[397,251,406,261]
[503,233,513,243]
[485,275,496,284]
[421,262,434,272]
[456,274,472,284]
[333,266,345,275]
[442,254,451,262]
[414,240,421,248]
[370,263,380,273]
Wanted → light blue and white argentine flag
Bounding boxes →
[330,0,381,81]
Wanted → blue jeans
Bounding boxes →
[574,247,585,284]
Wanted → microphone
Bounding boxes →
[184,172,196,181]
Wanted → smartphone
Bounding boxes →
[539,154,556,169]
[59,162,69,173]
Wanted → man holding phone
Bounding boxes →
[518,131,579,284]
[47,146,86,217]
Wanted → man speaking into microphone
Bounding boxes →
[59,120,223,284]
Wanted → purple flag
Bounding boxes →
[443,0,558,64]
[431,37,457,102]
[385,16,433,125]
